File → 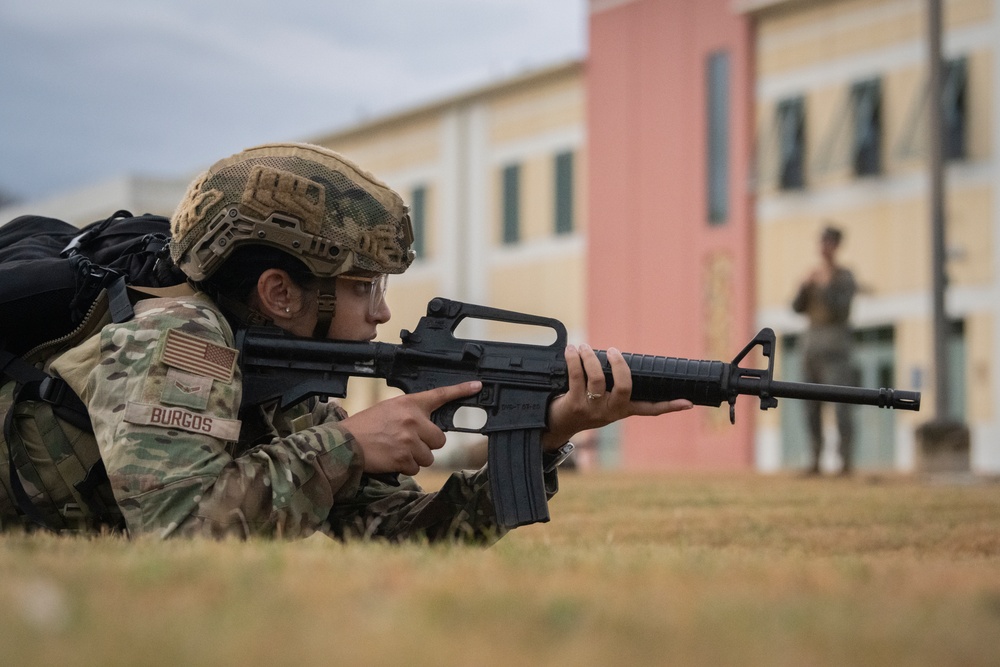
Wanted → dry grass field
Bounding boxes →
[0,471,998,666]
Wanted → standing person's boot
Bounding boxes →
[802,440,822,476]
[839,440,853,476]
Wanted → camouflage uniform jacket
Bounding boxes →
[791,266,857,357]
[50,293,559,542]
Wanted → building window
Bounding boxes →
[776,96,805,189]
[706,50,730,224]
[410,185,426,259]
[554,151,574,235]
[942,57,968,160]
[502,163,520,244]
[851,78,882,176]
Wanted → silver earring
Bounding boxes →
[284,307,290,314]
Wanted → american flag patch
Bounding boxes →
[161,329,238,384]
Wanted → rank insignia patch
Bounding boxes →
[162,367,212,410]
[161,329,238,384]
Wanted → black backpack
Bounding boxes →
[0,210,188,532]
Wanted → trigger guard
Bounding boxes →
[431,399,484,434]
[431,402,459,431]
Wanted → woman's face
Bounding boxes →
[282,273,391,341]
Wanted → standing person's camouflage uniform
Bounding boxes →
[792,226,858,475]
[48,143,561,541]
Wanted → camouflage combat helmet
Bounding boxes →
[169,142,415,283]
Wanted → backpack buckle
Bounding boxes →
[59,503,85,520]
[38,376,68,405]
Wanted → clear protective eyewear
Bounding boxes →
[338,273,389,316]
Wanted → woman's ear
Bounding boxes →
[254,268,303,322]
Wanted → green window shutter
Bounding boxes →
[502,164,520,244]
[850,77,882,176]
[554,151,574,235]
[410,185,426,258]
[942,57,968,161]
[777,96,806,190]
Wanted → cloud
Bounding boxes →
[0,0,585,201]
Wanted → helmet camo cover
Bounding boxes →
[170,143,415,282]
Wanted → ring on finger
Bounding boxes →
[586,391,603,401]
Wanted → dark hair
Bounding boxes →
[199,245,317,325]
[821,225,843,245]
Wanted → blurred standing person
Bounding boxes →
[792,225,858,475]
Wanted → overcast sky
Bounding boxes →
[0,0,586,203]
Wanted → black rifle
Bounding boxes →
[236,298,921,528]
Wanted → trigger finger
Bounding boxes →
[415,380,483,414]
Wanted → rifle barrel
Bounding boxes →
[765,379,921,410]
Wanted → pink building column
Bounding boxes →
[586,0,756,470]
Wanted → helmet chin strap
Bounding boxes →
[312,278,338,339]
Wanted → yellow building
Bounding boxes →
[742,0,998,472]
[308,62,587,446]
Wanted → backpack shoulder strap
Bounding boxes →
[0,349,91,438]
[128,283,196,299]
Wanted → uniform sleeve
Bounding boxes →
[84,297,364,539]
[826,269,857,323]
[324,464,560,544]
[306,398,561,544]
[791,282,812,314]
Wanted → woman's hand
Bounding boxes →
[542,344,693,450]
[339,381,482,475]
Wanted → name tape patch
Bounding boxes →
[124,402,242,441]
[161,329,238,384]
